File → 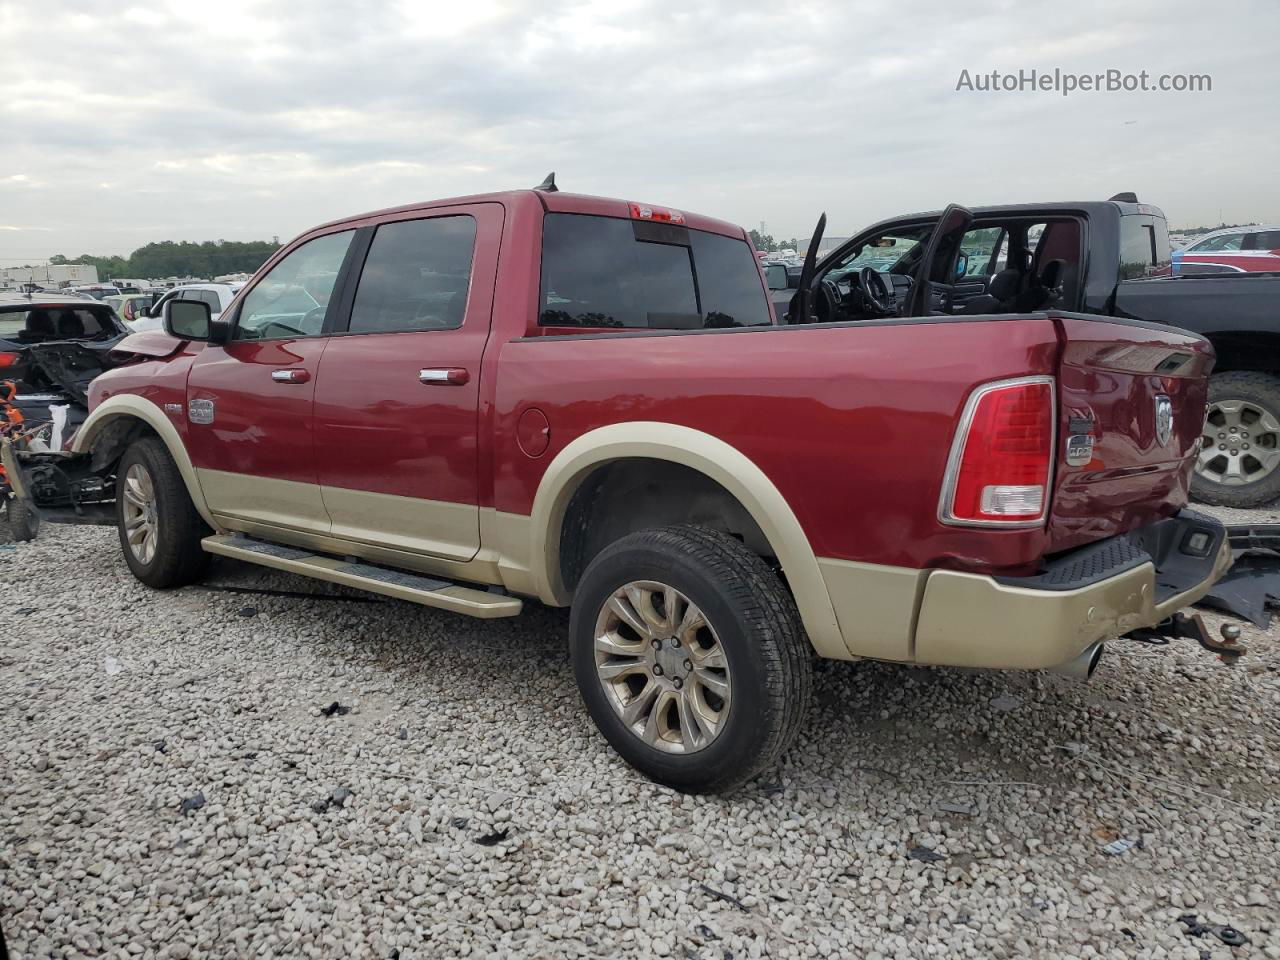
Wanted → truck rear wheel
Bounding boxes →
[1192,371,1280,508]
[116,437,210,588]
[569,525,812,793]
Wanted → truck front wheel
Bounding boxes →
[116,437,210,588]
[569,525,813,793]
[1192,371,1280,509]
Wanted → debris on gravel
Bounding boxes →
[178,790,206,817]
[3,523,1279,958]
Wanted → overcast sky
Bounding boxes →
[2,0,1277,261]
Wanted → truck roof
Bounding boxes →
[307,189,751,242]
[866,199,1166,230]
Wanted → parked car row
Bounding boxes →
[1173,224,1280,276]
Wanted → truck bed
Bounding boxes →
[496,311,1212,577]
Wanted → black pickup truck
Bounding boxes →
[769,197,1280,508]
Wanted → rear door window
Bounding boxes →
[347,216,477,334]
[1119,215,1172,280]
[186,290,222,311]
[539,214,770,329]
[958,227,1005,277]
[1244,230,1280,251]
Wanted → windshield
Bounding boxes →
[826,228,930,279]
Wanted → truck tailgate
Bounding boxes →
[1048,313,1214,553]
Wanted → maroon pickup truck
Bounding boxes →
[4,182,1230,792]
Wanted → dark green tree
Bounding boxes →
[47,240,282,280]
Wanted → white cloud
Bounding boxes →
[0,0,1276,259]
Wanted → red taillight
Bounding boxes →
[940,377,1055,527]
[629,202,685,224]
[0,352,18,369]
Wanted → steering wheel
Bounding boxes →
[811,278,844,323]
[860,267,893,314]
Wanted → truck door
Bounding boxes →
[311,204,503,562]
[903,203,974,316]
[184,229,357,534]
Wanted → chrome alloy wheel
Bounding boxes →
[121,462,159,564]
[1198,399,1280,486]
[593,580,732,754]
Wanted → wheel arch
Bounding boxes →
[71,395,216,527]
[1204,332,1280,376]
[528,422,847,658]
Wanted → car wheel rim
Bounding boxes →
[122,463,158,565]
[593,580,732,755]
[1197,399,1280,486]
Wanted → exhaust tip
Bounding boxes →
[1047,641,1105,681]
[1085,643,1104,679]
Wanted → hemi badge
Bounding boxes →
[164,402,183,416]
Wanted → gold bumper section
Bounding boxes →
[911,537,1233,670]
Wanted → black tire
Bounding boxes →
[5,497,40,542]
[569,525,813,793]
[115,436,210,588]
[1191,371,1280,508]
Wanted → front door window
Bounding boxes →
[233,231,354,340]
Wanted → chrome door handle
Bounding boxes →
[272,369,310,384]
[418,368,470,385]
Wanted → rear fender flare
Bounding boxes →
[528,421,847,659]
[72,394,215,528]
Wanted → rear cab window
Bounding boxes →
[0,307,115,340]
[538,213,771,330]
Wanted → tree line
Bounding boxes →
[46,239,281,280]
[747,230,801,253]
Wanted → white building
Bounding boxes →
[0,263,99,287]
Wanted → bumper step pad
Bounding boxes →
[201,534,522,619]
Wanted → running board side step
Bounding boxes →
[201,534,523,619]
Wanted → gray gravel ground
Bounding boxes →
[3,520,1279,960]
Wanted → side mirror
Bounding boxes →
[164,299,212,340]
[955,253,970,278]
[765,264,789,290]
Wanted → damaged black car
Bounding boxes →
[1,292,129,539]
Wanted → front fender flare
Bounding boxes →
[72,394,215,528]
[528,421,848,659]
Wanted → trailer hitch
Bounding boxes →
[1124,611,1247,660]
